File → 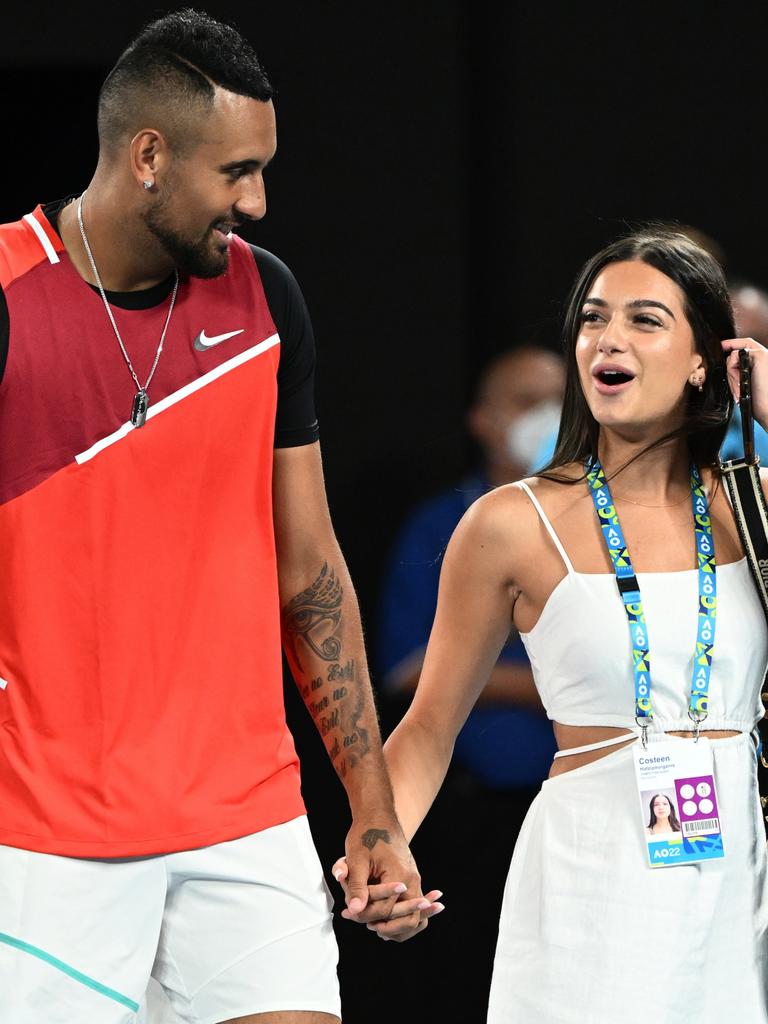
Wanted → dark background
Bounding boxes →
[2,3,766,1020]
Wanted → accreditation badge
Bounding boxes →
[633,739,724,867]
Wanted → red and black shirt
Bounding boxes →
[0,200,317,856]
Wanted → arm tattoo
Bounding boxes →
[283,564,373,780]
[362,828,391,850]
[282,563,343,671]
[336,664,370,777]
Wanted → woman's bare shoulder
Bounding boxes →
[440,483,539,592]
[517,465,586,515]
[456,480,534,543]
[456,467,583,548]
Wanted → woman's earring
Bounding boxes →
[691,372,705,392]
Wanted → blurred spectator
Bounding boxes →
[378,346,564,790]
[373,347,565,1005]
[679,224,726,265]
[723,281,768,461]
[731,281,768,344]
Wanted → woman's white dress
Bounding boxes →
[488,485,768,1023]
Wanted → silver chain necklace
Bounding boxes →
[76,191,179,427]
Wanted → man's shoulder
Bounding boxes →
[0,206,61,292]
[0,214,34,289]
[0,213,27,238]
[245,243,297,286]
[240,243,308,319]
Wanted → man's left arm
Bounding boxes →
[273,441,436,936]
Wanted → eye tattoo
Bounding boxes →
[282,563,343,670]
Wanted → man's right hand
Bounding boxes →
[332,855,445,942]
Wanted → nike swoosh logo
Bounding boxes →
[193,328,245,351]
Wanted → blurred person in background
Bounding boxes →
[731,281,768,344]
[374,346,563,996]
[723,281,768,460]
[379,346,564,789]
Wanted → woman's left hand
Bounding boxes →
[722,338,768,428]
[332,855,445,941]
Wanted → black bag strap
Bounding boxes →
[719,350,768,833]
[720,348,768,622]
[721,458,768,619]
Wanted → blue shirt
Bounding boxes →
[377,475,556,789]
[721,408,768,462]
[533,412,768,472]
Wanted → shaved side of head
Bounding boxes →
[97,8,273,160]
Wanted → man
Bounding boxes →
[0,10,435,1023]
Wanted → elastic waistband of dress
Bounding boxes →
[551,717,759,734]
[544,729,756,788]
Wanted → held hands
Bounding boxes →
[722,338,768,428]
[333,820,444,942]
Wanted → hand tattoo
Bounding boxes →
[362,829,391,851]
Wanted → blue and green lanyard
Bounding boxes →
[585,460,717,744]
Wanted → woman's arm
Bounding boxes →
[335,484,541,938]
[383,485,523,841]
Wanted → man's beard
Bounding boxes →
[142,199,230,280]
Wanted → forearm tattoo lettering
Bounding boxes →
[282,564,372,780]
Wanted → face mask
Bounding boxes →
[506,399,562,471]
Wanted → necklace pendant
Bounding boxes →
[131,389,149,428]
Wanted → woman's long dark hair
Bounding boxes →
[540,227,734,479]
[647,793,682,833]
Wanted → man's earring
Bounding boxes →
[142,179,154,191]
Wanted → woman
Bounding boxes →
[646,793,682,835]
[338,228,768,1022]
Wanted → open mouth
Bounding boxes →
[593,367,636,392]
[597,370,633,385]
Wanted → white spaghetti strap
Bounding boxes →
[517,481,576,574]
[552,730,638,759]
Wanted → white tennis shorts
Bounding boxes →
[0,815,341,1023]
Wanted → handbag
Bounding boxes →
[719,350,768,836]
